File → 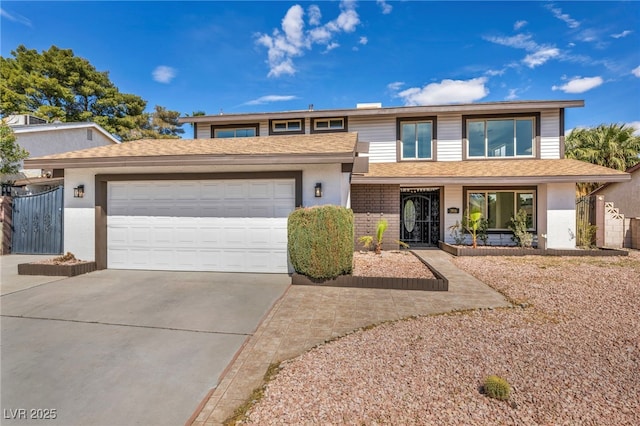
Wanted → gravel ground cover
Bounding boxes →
[244,252,640,425]
[352,251,435,279]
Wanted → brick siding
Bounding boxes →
[351,184,400,251]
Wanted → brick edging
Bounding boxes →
[18,262,97,276]
[291,251,448,291]
[438,241,628,257]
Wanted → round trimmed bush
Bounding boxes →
[288,205,353,279]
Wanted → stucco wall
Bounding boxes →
[545,182,577,249]
[16,126,116,177]
[595,170,640,218]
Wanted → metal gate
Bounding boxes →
[400,188,440,246]
[12,187,64,254]
[576,195,596,247]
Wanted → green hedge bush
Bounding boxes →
[288,205,353,279]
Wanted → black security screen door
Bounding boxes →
[400,188,440,246]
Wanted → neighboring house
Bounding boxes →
[3,115,119,193]
[590,163,640,249]
[591,163,640,218]
[25,100,630,273]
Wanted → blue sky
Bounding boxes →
[2,1,639,138]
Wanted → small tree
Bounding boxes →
[358,218,389,254]
[463,210,483,249]
[0,122,29,179]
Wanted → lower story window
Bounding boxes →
[467,189,535,230]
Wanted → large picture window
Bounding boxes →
[467,189,535,230]
[399,119,434,160]
[467,117,535,158]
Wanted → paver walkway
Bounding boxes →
[189,250,509,425]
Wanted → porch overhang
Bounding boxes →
[350,159,631,186]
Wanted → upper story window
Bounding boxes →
[311,117,347,133]
[397,117,436,160]
[87,129,93,141]
[211,124,259,138]
[269,119,305,135]
[465,115,537,158]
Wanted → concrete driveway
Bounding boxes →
[0,256,290,426]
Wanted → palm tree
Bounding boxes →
[566,123,640,195]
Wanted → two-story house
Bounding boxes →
[25,100,630,273]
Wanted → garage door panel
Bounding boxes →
[223,205,247,217]
[107,179,294,273]
[249,182,273,199]
[224,182,247,199]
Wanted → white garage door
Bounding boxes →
[107,179,295,273]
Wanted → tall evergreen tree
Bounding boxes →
[1,45,183,141]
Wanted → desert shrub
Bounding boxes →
[478,217,489,246]
[577,224,597,248]
[288,205,353,279]
[483,375,511,401]
[358,218,389,254]
[52,252,77,263]
[448,220,466,245]
[509,209,533,248]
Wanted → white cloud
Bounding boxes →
[513,20,527,31]
[324,42,340,53]
[611,30,632,39]
[485,33,560,68]
[359,36,368,45]
[0,7,32,27]
[484,33,538,50]
[633,66,640,78]
[387,81,404,91]
[396,77,489,105]
[485,69,505,77]
[627,121,640,136]
[256,1,361,77]
[281,5,306,49]
[505,89,519,100]
[552,76,603,93]
[545,3,580,28]
[245,95,298,105]
[331,4,360,32]
[152,66,176,83]
[377,0,393,15]
[308,5,321,26]
[523,47,560,68]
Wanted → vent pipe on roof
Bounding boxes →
[356,102,382,109]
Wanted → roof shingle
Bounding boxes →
[352,159,629,184]
[24,133,358,168]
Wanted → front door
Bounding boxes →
[400,188,440,246]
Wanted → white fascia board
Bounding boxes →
[12,122,120,144]
[25,153,355,170]
[351,173,630,185]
